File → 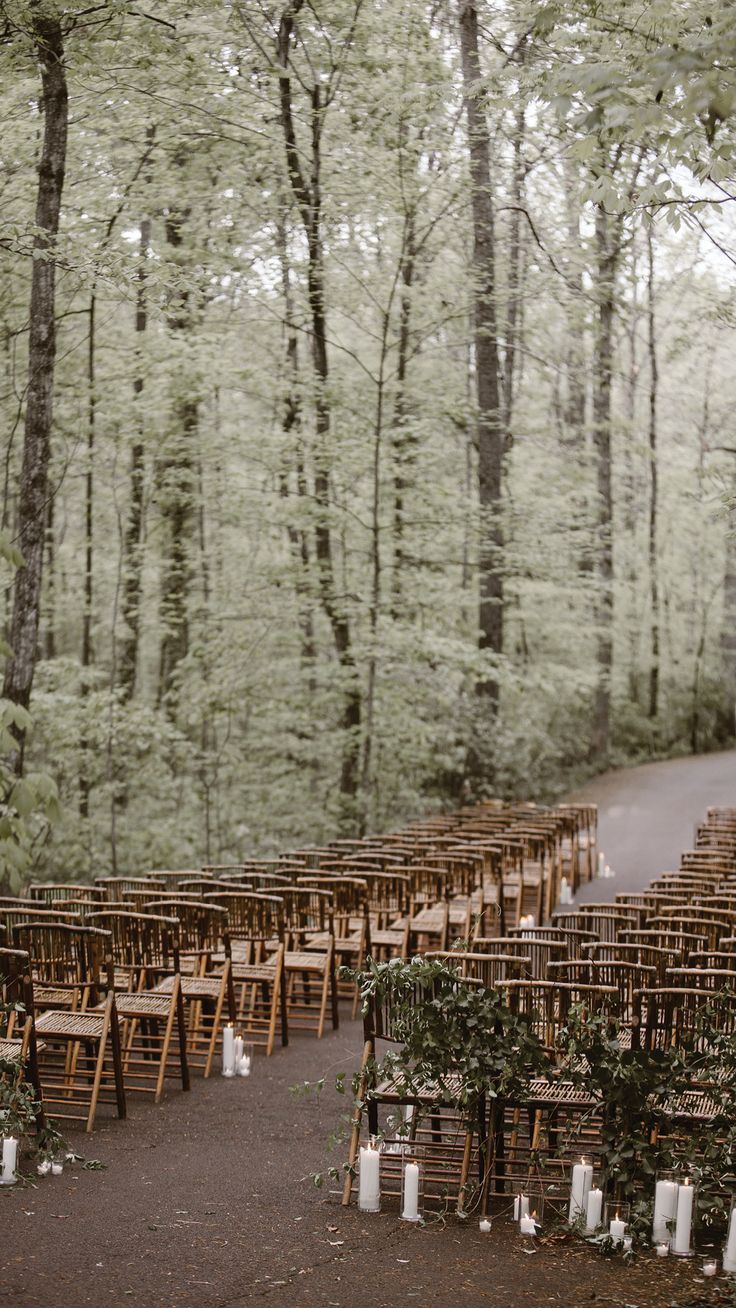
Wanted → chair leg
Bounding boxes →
[175,979,191,1091]
[155,987,179,1104]
[203,963,230,1078]
[108,1001,127,1121]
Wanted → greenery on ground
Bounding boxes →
[0,3,735,879]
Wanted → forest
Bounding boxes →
[0,0,734,885]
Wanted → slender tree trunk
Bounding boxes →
[277,1,361,825]
[590,203,618,762]
[43,494,55,660]
[458,1,505,745]
[119,207,151,699]
[79,288,95,819]
[646,227,659,720]
[158,205,196,706]
[503,95,526,435]
[391,209,416,615]
[3,13,68,769]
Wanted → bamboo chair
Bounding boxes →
[86,911,189,1101]
[0,946,45,1132]
[202,891,286,1056]
[144,899,228,973]
[552,909,630,944]
[582,940,682,984]
[342,966,480,1212]
[429,950,532,985]
[298,875,369,1016]
[361,871,411,959]
[508,923,599,958]
[473,935,567,979]
[620,928,708,962]
[277,887,338,1038]
[142,869,203,889]
[11,923,125,1132]
[646,913,731,951]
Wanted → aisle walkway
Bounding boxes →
[570,747,736,900]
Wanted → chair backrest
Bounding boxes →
[142,900,227,951]
[619,928,707,962]
[582,940,681,983]
[202,891,285,944]
[474,935,568,979]
[28,883,104,904]
[11,921,112,993]
[94,876,166,900]
[86,911,180,972]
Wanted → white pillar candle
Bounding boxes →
[479,1218,491,1233]
[585,1187,603,1233]
[568,1158,593,1222]
[652,1177,678,1243]
[234,1035,244,1065]
[609,1212,626,1245]
[401,1161,420,1222]
[221,1024,236,1076]
[1,1137,18,1185]
[673,1180,694,1255]
[358,1141,380,1213]
[724,1207,736,1272]
[513,1194,530,1221]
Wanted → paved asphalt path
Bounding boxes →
[570,747,736,900]
[2,752,734,1308]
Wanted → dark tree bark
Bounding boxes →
[119,212,151,700]
[43,494,56,661]
[646,226,659,720]
[3,12,68,768]
[277,1,362,823]
[458,1,505,726]
[158,203,196,706]
[590,202,617,762]
[391,208,416,614]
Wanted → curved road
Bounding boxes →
[568,747,736,901]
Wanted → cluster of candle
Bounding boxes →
[652,1174,694,1255]
[518,914,536,931]
[597,853,615,879]
[358,1139,381,1213]
[0,1137,18,1186]
[221,1025,251,1078]
[558,878,573,905]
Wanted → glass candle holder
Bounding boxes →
[604,1200,630,1247]
[519,1190,544,1236]
[400,1151,423,1223]
[236,1040,254,1077]
[357,1136,382,1213]
[652,1169,678,1244]
[723,1192,736,1273]
[670,1176,697,1257]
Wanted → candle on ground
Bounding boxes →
[568,1157,593,1223]
[402,1162,420,1222]
[585,1187,603,1233]
[222,1023,236,1076]
[673,1179,694,1255]
[652,1176,678,1243]
[703,1260,717,1277]
[237,1054,251,1077]
[724,1206,736,1272]
[656,1242,670,1258]
[234,1034,244,1065]
[609,1211,626,1245]
[479,1218,491,1233]
[0,1137,18,1185]
[514,1194,530,1222]
[358,1140,381,1213]
[520,1212,537,1236]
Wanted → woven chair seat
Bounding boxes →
[0,1038,30,1061]
[370,928,407,947]
[231,961,278,982]
[34,986,75,1007]
[372,1071,465,1104]
[307,930,362,953]
[409,908,445,932]
[649,1090,719,1121]
[94,993,172,1019]
[154,976,222,1000]
[35,1010,106,1040]
[284,950,329,972]
[520,1077,602,1108]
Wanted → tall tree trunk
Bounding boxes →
[391,209,416,615]
[277,1,361,825]
[119,202,152,699]
[646,227,659,720]
[79,287,96,819]
[3,13,68,769]
[503,94,526,434]
[158,204,196,707]
[590,203,618,762]
[458,1,505,757]
[43,494,56,660]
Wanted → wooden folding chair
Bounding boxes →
[202,890,286,1056]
